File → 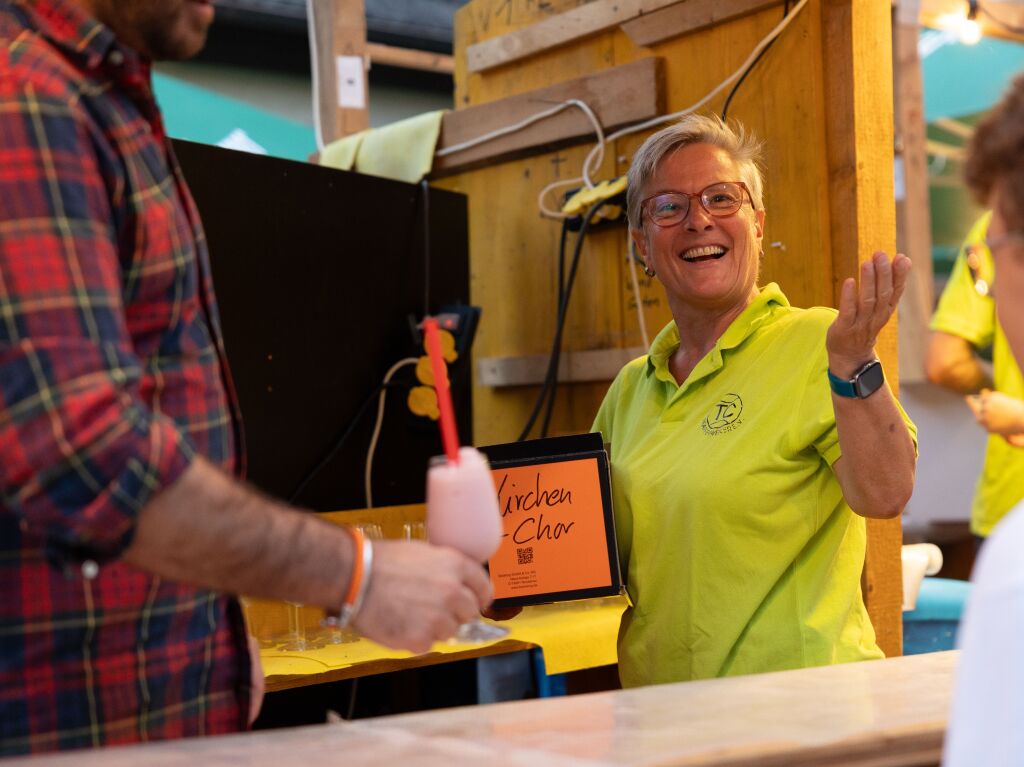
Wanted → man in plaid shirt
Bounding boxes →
[0,0,493,754]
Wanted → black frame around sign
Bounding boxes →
[480,433,622,609]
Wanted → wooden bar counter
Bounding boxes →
[12,651,955,766]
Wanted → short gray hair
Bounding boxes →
[626,114,765,231]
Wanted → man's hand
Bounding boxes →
[965,389,1024,439]
[352,540,493,654]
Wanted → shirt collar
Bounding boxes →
[647,282,790,378]
[15,0,150,85]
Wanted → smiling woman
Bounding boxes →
[593,113,918,689]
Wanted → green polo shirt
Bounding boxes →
[594,283,914,687]
[930,212,1024,537]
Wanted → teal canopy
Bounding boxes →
[922,30,1024,122]
[153,72,316,162]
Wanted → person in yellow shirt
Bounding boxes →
[593,114,917,687]
[926,213,1024,539]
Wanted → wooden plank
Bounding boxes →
[467,0,642,73]
[366,42,454,74]
[621,0,783,49]
[931,117,973,140]
[477,346,647,387]
[821,0,903,658]
[332,0,369,138]
[894,15,934,385]
[44,652,955,766]
[433,57,664,176]
[312,0,338,143]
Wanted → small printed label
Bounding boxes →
[336,55,366,109]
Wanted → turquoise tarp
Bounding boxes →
[153,72,315,162]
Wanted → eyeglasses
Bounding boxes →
[640,181,752,228]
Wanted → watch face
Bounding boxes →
[854,361,884,398]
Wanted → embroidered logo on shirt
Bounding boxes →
[701,394,744,435]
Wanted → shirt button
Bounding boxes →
[82,560,99,580]
[108,50,124,66]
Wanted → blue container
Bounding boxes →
[902,577,972,655]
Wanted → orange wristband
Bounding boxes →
[338,527,373,628]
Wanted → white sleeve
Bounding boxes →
[943,507,1024,766]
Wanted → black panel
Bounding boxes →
[173,140,470,511]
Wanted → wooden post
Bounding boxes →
[333,0,369,137]
[313,0,369,145]
[822,0,904,658]
[894,0,934,385]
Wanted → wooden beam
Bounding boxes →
[822,0,903,658]
[312,0,338,144]
[931,116,974,140]
[621,0,783,49]
[366,42,454,75]
[332,0,369,139]
[926,139,966,160]
[432,57,664,176]
[467,0,640,73]
[477,347,648,387]
[894,2,934,385]
[312,0,370,143]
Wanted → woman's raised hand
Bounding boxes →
[826,251,912,375]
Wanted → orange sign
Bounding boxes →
[487,456,615,603]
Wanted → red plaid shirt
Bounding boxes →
[0,0,250,754]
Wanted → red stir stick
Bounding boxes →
[423,318,461,464]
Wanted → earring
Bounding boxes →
[644,263,656,277]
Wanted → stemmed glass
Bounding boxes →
[426,447,509,643]
[280,601,311,651]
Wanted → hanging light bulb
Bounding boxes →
[937,0,983,45]
[961,0,983,45]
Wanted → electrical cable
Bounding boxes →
[519,200,602,441]
[438,0,811,219]
[437,98,605,170]
[578,0,810,190]
[305,0,325,153]
[627,237,651,350]
[980,2,1024,35]
[721,1,792,122]
[538,219,572,437]
[364,357,419,508]
[421,179,431,318]
[288,382,384,504]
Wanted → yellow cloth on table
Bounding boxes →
[319,110,446,184]
[260,598,625,682]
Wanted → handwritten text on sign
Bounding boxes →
[488,457,612,599]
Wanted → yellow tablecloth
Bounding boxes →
[260,598,625,680]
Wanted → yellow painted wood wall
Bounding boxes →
[436,0,903,656]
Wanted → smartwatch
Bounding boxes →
[828,359,884,399]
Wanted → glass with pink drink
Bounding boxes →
[426,446,509,642]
